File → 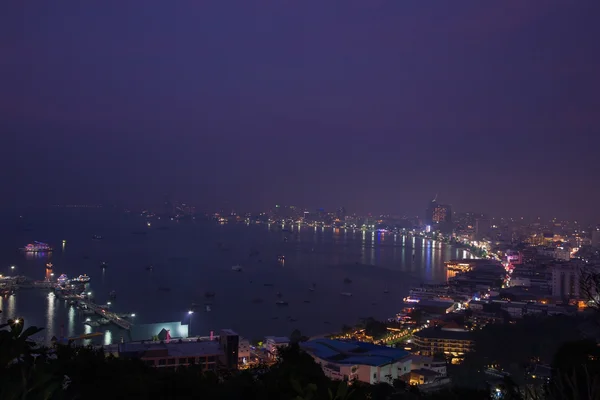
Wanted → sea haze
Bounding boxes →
[0,208,472,343]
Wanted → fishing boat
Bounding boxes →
[45,262,53,270]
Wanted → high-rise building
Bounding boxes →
[219,329,239,370]
[551,262,582,299]
[425,197,452,233]
[336,207,347,222]
[592,227,600,248]
[475,217,491,240]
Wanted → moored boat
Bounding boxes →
[22,241,53,252]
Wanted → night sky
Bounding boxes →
[3,1,600,220]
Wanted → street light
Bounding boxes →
[188,310,194,338]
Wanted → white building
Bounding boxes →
[408,355,447,376]
[238,338,251,364]
[264,336,290,359]
[300,339,411,385]
[551,262,582,299]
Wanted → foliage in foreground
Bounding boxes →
[0,317,599,399]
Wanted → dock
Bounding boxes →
[77,298,132,330]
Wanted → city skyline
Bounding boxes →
[4,1,600,220]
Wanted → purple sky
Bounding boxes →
[2,1,600,220]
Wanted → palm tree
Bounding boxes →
[0,318,57,400]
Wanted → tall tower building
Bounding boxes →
[592,227,600,248]
[475,217,491,240]
[425,196,452,233]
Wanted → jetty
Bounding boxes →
[77,299,132,330]
[5,275,133,331]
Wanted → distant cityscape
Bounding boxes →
[6,196,599,396]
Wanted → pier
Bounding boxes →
[3,275,133,331]
[77,299,132,330]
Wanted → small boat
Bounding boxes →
[340,292,353,297]
[343,278,352,284]
[205,305,211,312]
[92,235,103,240]
[275,300,288,306]
[145,265,154,271]
[100,262,108,269]
[232,265,243,272]
[277,255,285,262]
[45,262,53,270]
[383,287,389,294]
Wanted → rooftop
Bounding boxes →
[414,327,474,341]
[265,336,290,344]
[411,368,442,378]
[119,340,222,358]
[300,339,409,367]
[128,321,189,342]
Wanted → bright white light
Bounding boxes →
[131,313,136,317]
[188,310,194,315]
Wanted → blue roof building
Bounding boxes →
[300,339,411,384]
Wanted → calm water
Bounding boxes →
[0,209,472,344]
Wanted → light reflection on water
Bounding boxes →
[46,292,55,339]
[3,210,474,343]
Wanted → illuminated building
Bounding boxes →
[117,340,222,371]
[300,339,411,384]
[425,197,452,233]
[412,327,475,359]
